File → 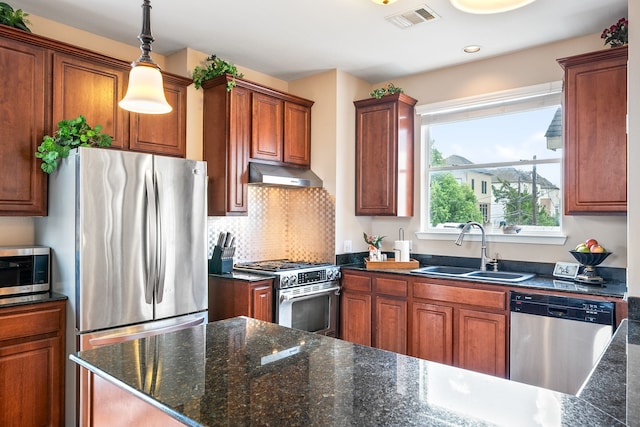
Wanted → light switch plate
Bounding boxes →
[553,262,580,279]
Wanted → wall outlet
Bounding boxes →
[343,240,352,253]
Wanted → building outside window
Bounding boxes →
[418,82,563,237]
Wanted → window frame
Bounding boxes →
[415,82,567,245]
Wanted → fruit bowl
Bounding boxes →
[569,250,612,266]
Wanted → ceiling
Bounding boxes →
[10,0,627,83]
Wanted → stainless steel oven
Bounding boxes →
[0,246,50,297]
[234,260,341,337]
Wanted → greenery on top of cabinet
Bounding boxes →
[192,54,244,92]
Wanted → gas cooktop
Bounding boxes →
[234,259,340,288]
[234,259,332,272]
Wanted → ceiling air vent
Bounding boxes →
[385,4,440,29]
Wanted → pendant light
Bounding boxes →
[450,0,536,14]
[119,0,172,114]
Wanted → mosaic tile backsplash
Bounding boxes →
[207,186,335,263]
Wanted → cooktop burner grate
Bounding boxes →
[235,259,332,272]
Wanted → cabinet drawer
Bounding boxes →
[0,305,64,342]
[342,274,372,293]
[413,282,506,310]
[375,277,408,297]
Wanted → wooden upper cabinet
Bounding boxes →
[203,76,252,216]
[558,46,628,214]
[0,32,47,216]
[202,74,314,216]
[284,101,312,166]
[355,93,417,216]
[129,73,191,157]
[251,92,284,162]
[52,52,130,150]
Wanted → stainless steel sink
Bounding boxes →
[414,266,476,276]
[411,266,534,283]
[465,270,534,282]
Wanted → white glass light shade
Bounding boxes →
[450,0,536,14]
[371,0,399,5]
[119,63,172,114]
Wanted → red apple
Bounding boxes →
[590,245,605,253]
[585,238,599,249]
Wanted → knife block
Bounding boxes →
[209,245,234,274]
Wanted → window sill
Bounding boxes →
[416,230,568,245]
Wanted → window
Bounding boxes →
[418,82,563,239]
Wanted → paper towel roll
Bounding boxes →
[394,240,411,262]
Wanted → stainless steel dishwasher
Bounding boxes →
[509,290,614,395]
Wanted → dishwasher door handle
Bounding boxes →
[548,307,568,317]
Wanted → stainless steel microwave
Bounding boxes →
[0,246,50,297]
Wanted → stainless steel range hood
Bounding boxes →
[248,162,323,188]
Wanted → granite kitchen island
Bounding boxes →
[71,316,627,426]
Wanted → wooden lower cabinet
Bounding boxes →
[375,296,407,354]
[411,302,453,365]
[457,308,506,377]
[410,278,508,378]
[340,290,372,346]
[340,270,508,378]
[0,300,66,427]
[208,276,273,322]
[340,270,408,354]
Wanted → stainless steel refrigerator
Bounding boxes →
[35,147,208,426]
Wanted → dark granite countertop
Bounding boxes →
[0,291,67,309]
[340,264,627,299]
[71,316,627,426]
[209,271,275,282]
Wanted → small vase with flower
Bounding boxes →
[363,232,385,262]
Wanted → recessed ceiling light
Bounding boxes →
[450,0,536,14]
[371,0,399,4]
[463,45,481,53]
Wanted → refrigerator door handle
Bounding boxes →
[155,170,167,303]
[145,170,158,305]
[86,315,206,347]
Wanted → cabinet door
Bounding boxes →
[0,300,65,427]
[0,37,47,215]
[561,47,627,214]
[283,101,311,166]
[204,81,251,216]
[0,337,63,427]
[129,77,188,157]
[410,302,453,365]
[52,53,130,150]
[356,100,397,215]
[457,308,507,378]
[354,93,415,217]
[340,291,372,346]
[375,296,407,354]
[251,92,283,162]
[251,284,273,322]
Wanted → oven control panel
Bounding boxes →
[279,267,341,288]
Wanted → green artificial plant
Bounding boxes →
[0,2,31,32]
[370,83,404,99]
[192,54,244,91]
[35,115,112,174]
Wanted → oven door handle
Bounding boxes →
[280,285,341,303]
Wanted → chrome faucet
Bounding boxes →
[455,221,493,271]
